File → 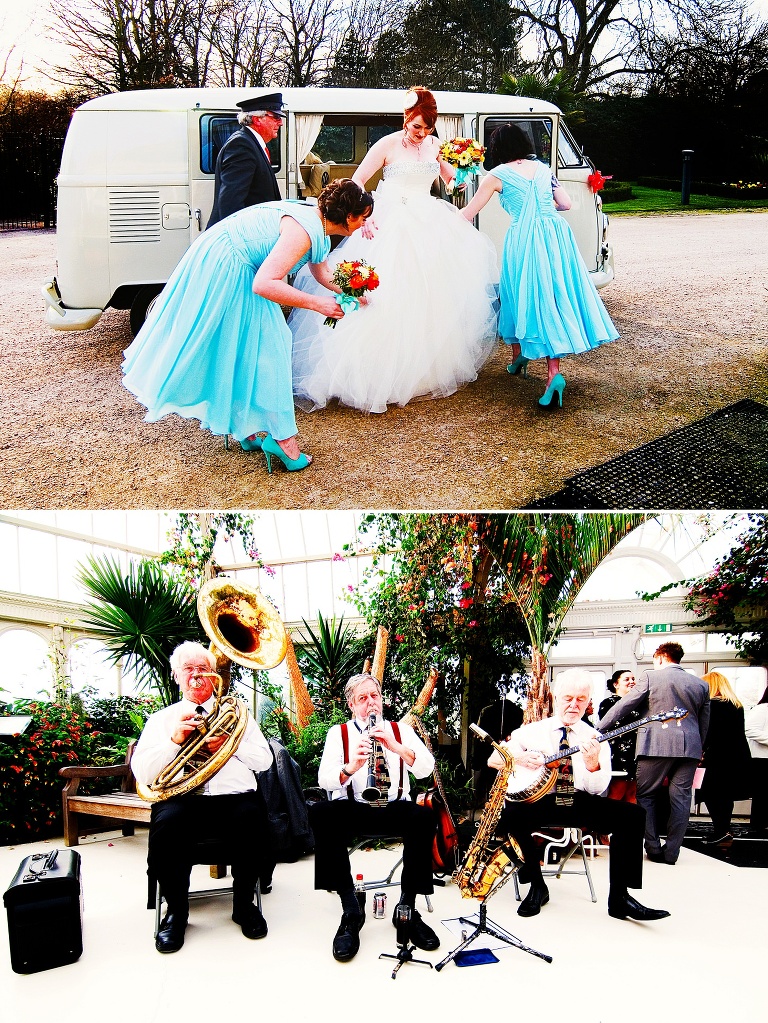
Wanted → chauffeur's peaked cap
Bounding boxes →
[236,93,286,116]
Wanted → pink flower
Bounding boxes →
[395,634,405,642]
[468,620,478,627]
[461,581,472,590]
[459,597,473,609]
[332,553,345,562]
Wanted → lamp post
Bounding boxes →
[681,150,694,205]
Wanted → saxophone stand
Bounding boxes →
[434,900,553,972]
[380,905,434,979]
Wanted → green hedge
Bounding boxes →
[601,182,634,202]
[637,176,768,199]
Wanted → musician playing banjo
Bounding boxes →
[489,668,671,923]
[132,642,273,953]
[310,673,440,962]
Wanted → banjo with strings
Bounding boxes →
[504,708,689,803]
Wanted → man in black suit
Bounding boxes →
[598,642,710,865]
[206,93,284,228]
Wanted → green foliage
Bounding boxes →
[77,688,161,758]
[477,513,648,658]
[295,611,369,713]
[159,512,269,589]
[347,513,530,732]
[0,699,97,845]
[500,70,584,121]
[331,0,523,91]
[643,514,768,663]
[76,555,202,706]
[261,705,348,791]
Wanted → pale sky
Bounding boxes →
[4,0,768,93]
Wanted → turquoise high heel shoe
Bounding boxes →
[240,436,263,452]
[261,434,311,473]
[506,354,530,378]
[538,373,566,408]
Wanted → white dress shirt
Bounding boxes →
[131,696,273,796]
[318,718,435,802]
[745,703,768,758]
[491,715,612,796]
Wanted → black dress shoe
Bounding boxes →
[517,885,549,917]
[393,906,440,951]
[608,893,670,921]
[232,904,268,939]
[646,849,668,863]
[155,912,187,953]
[332,911,363,962]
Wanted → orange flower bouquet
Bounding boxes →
[325,260,380,327]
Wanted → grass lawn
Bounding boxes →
[601,184,768,214]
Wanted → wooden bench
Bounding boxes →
[59,740,151,847]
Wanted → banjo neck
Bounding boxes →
[541,708,687,768]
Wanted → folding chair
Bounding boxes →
[512,827,597,903]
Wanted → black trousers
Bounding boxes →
[148,791,265,915]
[309,798,436,895]
[497,791,646,893]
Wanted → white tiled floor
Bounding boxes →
[1,827,765,1023]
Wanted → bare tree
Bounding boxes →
[508,0,742,93]
[205,0,281,87]
[266,0,344,86]
[642,1,768,103]
[49,0,217,92]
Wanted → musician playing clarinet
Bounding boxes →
[310,673,440,962]
[491,668,671,922]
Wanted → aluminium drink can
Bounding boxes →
[373,892,387,918]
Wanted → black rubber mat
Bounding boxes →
[526,400,768,510]
[682,821,768,868]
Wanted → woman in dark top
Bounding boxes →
[700,671,752,846]
[599,669,642,802]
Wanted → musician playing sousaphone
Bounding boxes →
[489,668,671,922]
[310,673,440,962]
[132,641,273,953]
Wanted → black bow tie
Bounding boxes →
[195,706,206,715]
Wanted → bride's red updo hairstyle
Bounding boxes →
[403,86,438,130]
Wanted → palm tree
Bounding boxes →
[500,70,584,121]
[77,556,203,706]
[477,513,648,720]
[296,611,366,712]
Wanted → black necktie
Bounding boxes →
[555,726,574,806]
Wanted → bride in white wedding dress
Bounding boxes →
[289,87,499,414]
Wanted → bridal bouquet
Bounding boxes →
[324,260,380,328]
[438,136,486,194]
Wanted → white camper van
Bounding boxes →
[42,87,614,334]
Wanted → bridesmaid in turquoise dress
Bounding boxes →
[122,180,373,471]
[461,123,618,409]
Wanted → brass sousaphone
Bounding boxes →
[137,577,288,801]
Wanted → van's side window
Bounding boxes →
[482,118,553,169]
[313,125,355,163]
[200,115,281,174]
[558,123,589,169]
[368,125,398,148]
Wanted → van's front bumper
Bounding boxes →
[42,279,103,331]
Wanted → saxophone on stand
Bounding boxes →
[453,723,524,901]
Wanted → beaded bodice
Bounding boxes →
[380,160,440,200]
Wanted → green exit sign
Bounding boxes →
[645,624,673,633]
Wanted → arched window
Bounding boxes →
[0,629,53,703]
[69,639,120,698]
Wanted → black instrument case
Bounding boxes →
[3,848,83,974]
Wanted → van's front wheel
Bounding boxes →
[130,284,164,335]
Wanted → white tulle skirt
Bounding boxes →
[289,183,499,414]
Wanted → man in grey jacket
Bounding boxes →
[598,642,710,865]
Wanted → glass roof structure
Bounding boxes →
[0,511,760,704]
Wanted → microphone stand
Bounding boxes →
[380,905,433,979]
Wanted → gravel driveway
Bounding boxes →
[1,212,766,510]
